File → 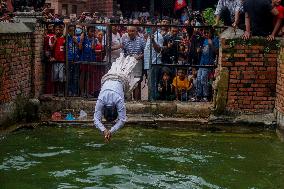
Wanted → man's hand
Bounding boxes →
[73,36,78,44]
[267,34,275,41]
[242,31,250,40]
[103,129,111,143]
[232,22,237,29]
[167,41,173,48]
[80,33,85,41]
[134,54,143,60]
[208,39,213,46]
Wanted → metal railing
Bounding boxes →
[42,22,224,101]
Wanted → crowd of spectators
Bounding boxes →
[1,0,283,102]
[43,15,220,102]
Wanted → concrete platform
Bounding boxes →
[38,96,277,130]
[39,96,212,119]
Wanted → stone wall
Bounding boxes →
[215,36,280,114]
[276,40,284,129]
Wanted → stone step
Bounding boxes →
[47,116,209,128]
[40,96,212,119]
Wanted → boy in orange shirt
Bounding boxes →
[172,68,192,101]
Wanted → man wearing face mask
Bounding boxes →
[74,25,83,60]
[66,24,80,96]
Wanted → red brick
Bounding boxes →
[235,62,248,66]
[264,54,278,58]
[253,96,268,101]
[250,62,263,66]
[234,54,247,58]
[251,46,264,50]
[222,62,233,67]
[230,79,241,83]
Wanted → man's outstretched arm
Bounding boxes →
[110,99,127,134]
[94,100,106,132]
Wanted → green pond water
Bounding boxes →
[1,126,284,189]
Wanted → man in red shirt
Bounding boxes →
[243,0,283,40]
[51,23,66,96]
[274,0,284,37]
[269,0,284,40]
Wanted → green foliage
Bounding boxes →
[225,38,281,50]
[202,8,215,25]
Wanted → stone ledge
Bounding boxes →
[39,96,212,118]
[209,113,277,129]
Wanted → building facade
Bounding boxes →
[45,0,87,16]
[45,0,218,17]
[87,0,218,17]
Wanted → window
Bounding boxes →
[62,4,68,16]
[72,5,77,14]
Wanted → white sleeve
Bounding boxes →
[110,99,127,134]
[215,0,223,16]
[93,99,106,132]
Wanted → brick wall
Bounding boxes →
[0,34,33,103]
[220,38,280,113]
[88,0,114,16]
[46,0,87,16]
[0,23,44,103]
[276,40,284,122]
[32,24,45,98]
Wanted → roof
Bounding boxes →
[0,22,33,33]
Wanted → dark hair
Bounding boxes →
[178,68,186,74]
[54,22,64,28]
[204,27,215,39]
[87,26,95,32]
[68,24,75,30]
[103,105,118,122]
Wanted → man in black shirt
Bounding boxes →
[162,27,182,64]
[243,0,279,40]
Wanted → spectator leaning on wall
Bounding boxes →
[242,0,282,40]
[214,0,243,28]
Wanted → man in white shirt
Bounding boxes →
[94,55,138,142]
[111,26,122,63]
[144,22,164,100]
[94,79,126,142]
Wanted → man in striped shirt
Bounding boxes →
[214,0,243,28]
[122,26,145,100]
